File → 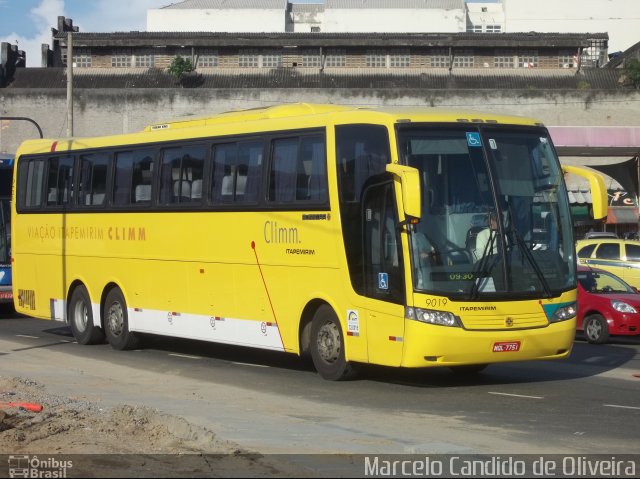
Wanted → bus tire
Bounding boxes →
[584,314,609,344]
[103,288,140,350]
[69,285,105,345]
[310,305,357,381]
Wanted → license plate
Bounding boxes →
[492,341,521,352]
[0,292,12,299]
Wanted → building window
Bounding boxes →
[72,51,92,68]
[262,52,283,68]
[112,51,132,68]
[582,39,607,67]
[310,26,320,33]
[390,53,411,68]
[239,51,259,68]
[325,49,346,67]
[301,51,321,68]
[485,25,502,33]
[135,54,155,68]
[518,51,539,68]
[240,51,282,68]
[494,52,515,68]
[366,52,386,68]
[453,50,474,68]
[431,50,450,68]
[468,25,483,33]
[198,51,219,68]
[558,51,577,68]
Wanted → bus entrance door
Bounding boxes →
[361,180,406,366]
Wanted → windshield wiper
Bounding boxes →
[506,222,553,298]
[468,231,500,300]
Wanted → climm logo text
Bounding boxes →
[264,221,301,244]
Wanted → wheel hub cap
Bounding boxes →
[317,322,341,364]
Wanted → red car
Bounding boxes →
[577,266,640,344]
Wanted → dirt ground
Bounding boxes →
[0,376,301,477]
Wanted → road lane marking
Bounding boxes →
[603,404,640,410]
[12,340,75,352]
[231,362,269,368]
[15,334,39,339]
[168,353,201,360]
[488,392,544,399]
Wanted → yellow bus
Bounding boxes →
[11,103,606,380]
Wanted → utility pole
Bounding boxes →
[66,32,73,137]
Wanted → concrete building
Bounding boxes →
[145,0,635,66]
[148,0,467,33]
[146,1,639,52]
[321,0,465,33]
[288,3,324,33]
[503,0,639,55]
[147,0,288,33]
[466,2,505,33]
[39,14,605,73]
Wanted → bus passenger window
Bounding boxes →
[212,140,262,205]
[79,153,109,206]
[160,145,206,204]
[268,135,326,203]
[46,156,74,207]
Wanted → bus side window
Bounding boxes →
[21,159,45,208]
[212,140,262,205]
[160,145,205,204]
[45,155,74,207]
[269,138,298,202]
[79,153,109,206]
[268,135,327,204]
[114,152,134,205]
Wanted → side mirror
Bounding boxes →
[385,164,421,220]
[562,165,607,220]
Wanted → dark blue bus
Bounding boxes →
[0,157,12,304]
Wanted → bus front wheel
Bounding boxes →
[310,305,356,381]
[69,285,105,345]
[103,288,140,350]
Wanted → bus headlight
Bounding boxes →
[612,300,637,313]
[550,303,577,322]
[405,307,461,327]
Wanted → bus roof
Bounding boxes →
[144,103,543,131]
[15,103,544,156]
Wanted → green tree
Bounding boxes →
[623,59,640,89]
[167,56,195,84]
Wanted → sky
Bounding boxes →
[0,0,173,66]
[0,0,497,67]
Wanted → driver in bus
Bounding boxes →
[474,211,502,260]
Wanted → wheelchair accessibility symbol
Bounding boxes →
[378,272,389,290]
[466,132,482,147]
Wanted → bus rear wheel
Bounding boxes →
[310,305,357,381]
[69,285,105,345]
[103,288,140,350]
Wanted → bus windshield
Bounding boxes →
[399,125,574,300]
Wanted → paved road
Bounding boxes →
[1,309,639,462]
